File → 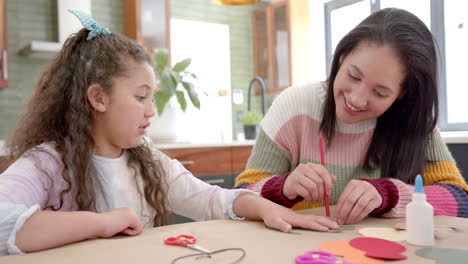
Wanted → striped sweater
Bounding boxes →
[235,82,468,218]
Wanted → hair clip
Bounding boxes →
[68,9,111,41]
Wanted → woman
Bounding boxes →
[235,8,468,224]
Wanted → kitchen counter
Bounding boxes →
[154,140,255,149]
[1,131,467,155]
[441,131,468,144]
[0,139,255,155]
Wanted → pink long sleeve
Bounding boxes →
[0,143,71,210]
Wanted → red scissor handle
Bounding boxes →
[164,235,197,247]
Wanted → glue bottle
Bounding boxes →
[406,174,434,246]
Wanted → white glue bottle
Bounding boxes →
[406,174,434,246]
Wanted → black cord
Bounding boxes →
[171,248,246,264]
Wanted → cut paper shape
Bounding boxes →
[394,222,459,240]
[318,240,383,264]
[264,225,301,235]
[350,237,407,260]
[416,248,468,264]
[264,225,355,234]
[295,225,355,233]
[358,227,406,241]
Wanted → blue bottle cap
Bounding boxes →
[415,174,424,193]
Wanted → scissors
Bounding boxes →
[164,234,211,254]
[295,251,353,264]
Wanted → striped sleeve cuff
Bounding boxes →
[261,173,304,208]
[382,179,462,218]
[435,183,468,218]
[359,178,398,215]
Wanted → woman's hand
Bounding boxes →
[283,163,336,202]
[334,180,382,224]
[233,194,339,232]
[97,207,143,237]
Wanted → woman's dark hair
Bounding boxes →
[320,8,438,183]
[9,29,169,226]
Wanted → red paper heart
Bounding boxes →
[350,237,407,260]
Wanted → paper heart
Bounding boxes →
[358,227,406,241]
[350,237,407,260]
[318,240,383,264]
[416,248,468,264]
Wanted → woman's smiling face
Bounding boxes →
[333,41,406,124]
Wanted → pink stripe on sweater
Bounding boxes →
[382,179,458,218]
[274,115,374,166]
[248,177,272,193]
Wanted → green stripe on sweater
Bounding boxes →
[247,128,292,175]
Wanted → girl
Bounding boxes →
[235,8,468,224]
[0,11,338,255]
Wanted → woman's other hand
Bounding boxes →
[283,163,336,202]
[334,180,382,224]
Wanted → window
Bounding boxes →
[443,1,468,126]
[170,19,232,142]
[324,0,468,131]
[324,0,371,76]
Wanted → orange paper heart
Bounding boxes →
[318,240,384,264]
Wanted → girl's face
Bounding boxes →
[333,41,406,124]
[93,60,157,157]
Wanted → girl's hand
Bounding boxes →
[97,207,143,237]
[283,163,336,202]
[233,194,339,232]
[334,180,382,224]
[262,204,339,233]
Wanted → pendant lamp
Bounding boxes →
[212,0,260,6]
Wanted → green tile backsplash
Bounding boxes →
[0,0,124,139]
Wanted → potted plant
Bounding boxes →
[242,111,263,140]
[153,48,201,116]
[149,49,202,142]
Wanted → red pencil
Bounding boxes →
[319,138,330,217]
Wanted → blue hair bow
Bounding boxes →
[68,9,111,41]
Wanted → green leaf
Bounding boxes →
[169,71,182,86]
[152,49,202,114]
[154,90,172,116]
[182,81,200,109]
[176,91,187,112]
[160,70,177,94]
[242,111,263,125]
[153,49,169,73]
[172,58,191,73]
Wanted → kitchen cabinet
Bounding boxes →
[160,145,253,224]
[0,156,9,173]
[252,0,312,94]
[124,0,170,53]
[0,0,8,88]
